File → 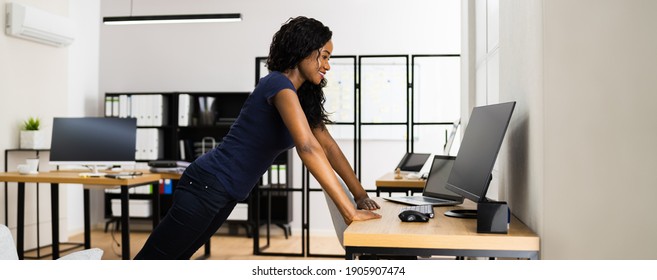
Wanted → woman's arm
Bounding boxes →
[311,124,379,210]
[272,89,380,224]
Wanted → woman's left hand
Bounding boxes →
[356,197,380,210]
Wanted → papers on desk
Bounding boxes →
[104,184,152,194]
[149,166,186,174]
[148,160,189,175]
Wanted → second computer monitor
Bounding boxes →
[445,101,516,203]
[50,117,137,175]
[395,152,431,172]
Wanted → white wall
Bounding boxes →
[499,0,657,259]
[100,0,460,93]
[498,0,544,244]
[0,0,100,247]
[67,0,101,236]
[99,0,461,235]
[1,0,71,248]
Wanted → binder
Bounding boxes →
[179,139,186,160]
[104,96,112,117]
[178,94,191,126]
[119,95,129,118]
[163,179,173,194]
[111,96,119,117]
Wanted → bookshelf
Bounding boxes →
[103,92,250,224]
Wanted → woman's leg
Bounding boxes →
[134,187,217,259]
[135,162,240,260]
[177,199,238,259]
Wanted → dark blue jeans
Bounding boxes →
[134,162,237,259]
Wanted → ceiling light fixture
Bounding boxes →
[103,13,242,25]
[103,0,241,25]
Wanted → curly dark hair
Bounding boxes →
[267,16,332,129]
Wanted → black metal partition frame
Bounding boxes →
[357,55,410,180]
[410,54,462,152]
[253,54,460,258]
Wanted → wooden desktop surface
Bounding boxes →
[375,172,426,189]
[344,198,539,252]
[0,170,166,260]
[0,171,162,187]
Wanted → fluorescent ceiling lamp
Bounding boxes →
[103,13,242,25]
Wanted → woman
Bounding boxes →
[135,16,381,260]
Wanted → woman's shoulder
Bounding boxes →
[261,71,291,85]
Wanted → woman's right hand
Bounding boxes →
[346,209,382,225]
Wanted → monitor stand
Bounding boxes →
[444,209,477,219]
[78,165,106,177]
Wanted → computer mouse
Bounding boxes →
[398,210,430,222]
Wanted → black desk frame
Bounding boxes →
[344,246,539,260]
[15,179,160,260]
[4,149,51,259]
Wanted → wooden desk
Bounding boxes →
[0,171,161,260]
[343,198,540,259]
[375,172,426,196]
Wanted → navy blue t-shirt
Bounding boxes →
[194,71,296,201]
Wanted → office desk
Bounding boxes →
[0,171,161,260]
[343,198,540,260]
[375,172,426,196]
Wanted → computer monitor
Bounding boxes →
[444,101,516,218]
[49,117,137,176]
[395,152,432,172]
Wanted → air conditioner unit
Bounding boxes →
[5,2,74,47]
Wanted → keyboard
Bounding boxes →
[399,204,435,218]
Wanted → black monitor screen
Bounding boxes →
[424,155,461,201]
[396,153,431,172]
[50,117,137,165]
[445,102,515,202]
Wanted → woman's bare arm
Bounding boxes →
[272,89,380,224]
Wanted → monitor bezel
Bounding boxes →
[395,152,432,172]
[445,101,516,203]
[422,155,462,201]
[48,117,137,170]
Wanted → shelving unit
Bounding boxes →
[103,92,250,224]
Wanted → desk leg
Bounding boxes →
[344,247,355,260]
[17,182,25,260]
[51,183,60,259]
[120,185,130,260]
[83,189,91,249]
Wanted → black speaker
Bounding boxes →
[476,201,509,234]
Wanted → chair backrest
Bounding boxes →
[322,180,356,248]
[57,248,104,260]
[0,224,19,260]
[0,224,103,260]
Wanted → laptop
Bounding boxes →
[396,152,431,172]
[384,155,463,206]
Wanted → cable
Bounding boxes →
[109,219,122,258]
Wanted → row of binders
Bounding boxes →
[136,128,163,160]
[261,164,287,186]
[104,184,152,195]
[104,95,168,126]
[104,179,174,195]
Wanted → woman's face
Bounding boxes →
[298,40,333,85]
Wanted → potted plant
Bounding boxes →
[20,117,48,149]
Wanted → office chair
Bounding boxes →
[0,224,104,260]
[322,181,416,260]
